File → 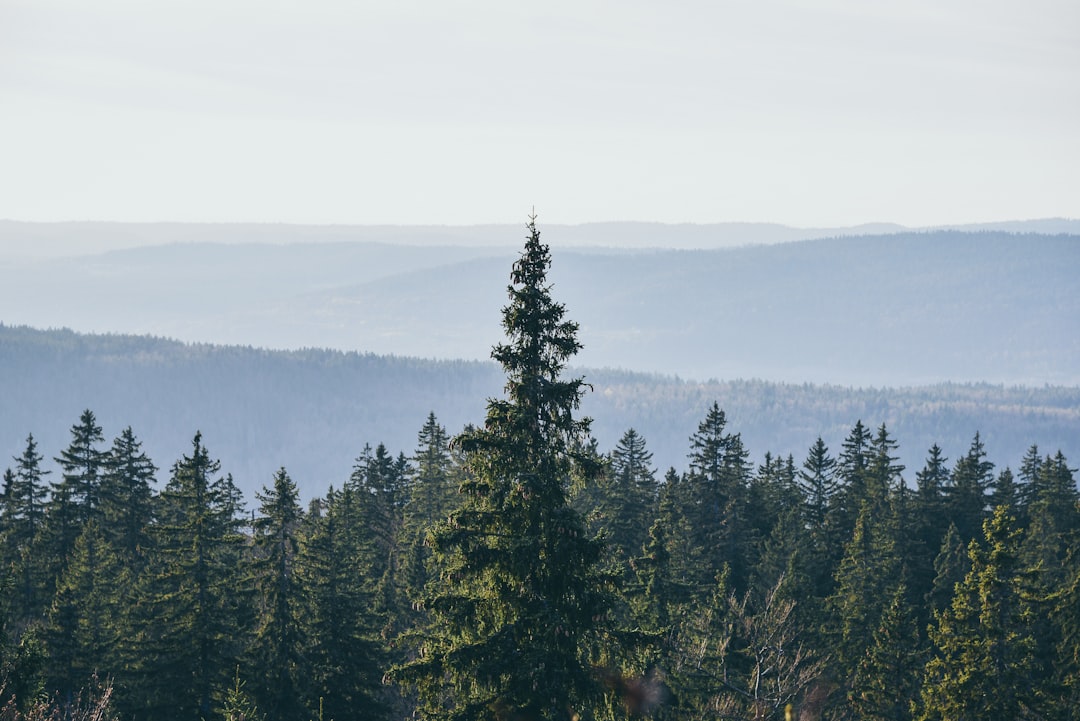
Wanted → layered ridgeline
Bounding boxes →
[1,226,1078,387]
[1,324,1077,501]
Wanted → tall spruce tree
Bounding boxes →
[43,519,122,704]
[53,410,106,525]
[99,426,157,565]
[594,428,658,575]
[135,432,247,721]
[683,403,752,594]
[832,420,873,544]
[8,435,51,619]
[945,433,995,543]
[826,504,901,691]
[849,582,924,721]
[798,437,840,601]
[296,486,388,721]
[911,445,950,608]
[919,506,1042,720]
[249,467,305,721]
[392,216,620,721]
[401,413,461,635]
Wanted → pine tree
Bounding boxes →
[593,429,658,577]
[391,215,621,721]
[98,426,157,565]
[134,432,247,721]
[1020,451,1079,712]
[248,468,305,721]
[849,583,923,721]
[832,420,873,541]
[945,433,994,544]
[919,506,1042,720]
[52,410,106,526]
[926,522,968,616]
[798,437,840,601]
[826,503,901,692]
[296,487,387,721]
[401,413,460,626]
[43,520,122,704]
[7,435,51,620]
[682,403,752,595]
[866,424,904,513]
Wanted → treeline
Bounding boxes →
[3,323,1079,502]
[2,405,1077,719]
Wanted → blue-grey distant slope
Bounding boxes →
[1,325,1077,501]
[1,227,1076,386]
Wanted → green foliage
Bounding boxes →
[295,487,388,721]
[392,217,620,721]
[849,583,924,721]
[248,468,305,721]
[134,432,248,720]
[919,506,1042,720]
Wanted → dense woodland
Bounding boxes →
[2,223,1079,720]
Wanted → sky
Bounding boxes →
[1,0,1078,227]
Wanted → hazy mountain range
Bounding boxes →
[3,218,1080,258]
[1,221,1077,386]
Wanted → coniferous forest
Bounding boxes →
[2,221,1079,720]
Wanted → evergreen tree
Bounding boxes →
[43,520,122,704]
[98,426,157,565]
[989,467,1019,512]
[912,446,952,615]
[919,506,1042,720]
[747,452,799,557]
[593,428,657,576]
[926,522,968,616]
[832,420,873,542]
[52,410,106,525]
[350,442,411,646]
[682,403,752,594]
[1020,451,1079,712]
[631,518,676,633]
[401,413,460,624]
[826,503,901,692]
[392,216,621,721]
[134,432,246,720]
[296,487,387,721]
[1016,443,1043,515]
[404,412,458,540]
[1051,554,1080,717]
[849,583,923,721]
[798,437,840,600]
[866,423,904,513]
[945,433,994,543]
[248,468,305,721]
[7,435,50,620]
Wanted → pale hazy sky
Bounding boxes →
[1,0,1077,226]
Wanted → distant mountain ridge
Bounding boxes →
[1,218,1077,258]
[2,229,1077,387]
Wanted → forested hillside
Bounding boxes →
[2,228,1077,386]
[2,324,1077,501]
[2,222,1077,720]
